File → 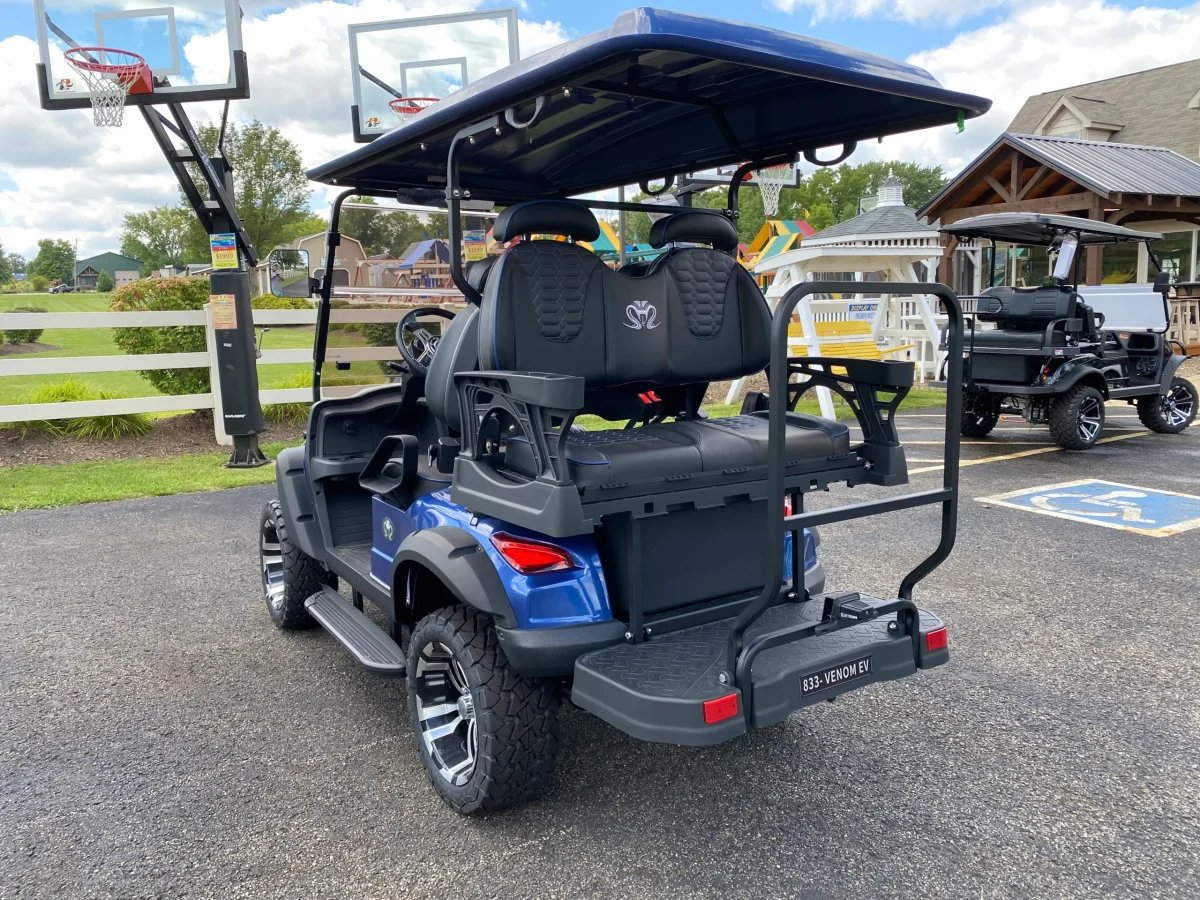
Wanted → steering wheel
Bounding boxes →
[396,307,457,376]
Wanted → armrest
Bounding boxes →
[784,356,914,449]
[453,371,585,485]
[455,371,584,410]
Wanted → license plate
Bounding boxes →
[800,656,872,696]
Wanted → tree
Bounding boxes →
[182,119,314,257]
[121,206,195,273]
[8,252,26,276]
[339,197,428,256]
[27,238,75,285]
[783,161,947,229]
[96,270,115,292]
[280,213,328,244]
[0,239,12,284]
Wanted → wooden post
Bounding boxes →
[1085,196,1104,285]
[937,235,958,287]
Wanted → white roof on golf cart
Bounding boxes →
[941,213,1162,245]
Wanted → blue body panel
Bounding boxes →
[307,8,990,197]
[371,491,818,630]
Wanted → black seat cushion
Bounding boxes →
[503,413,851,488]
[969,327,1069,348]
[425,306,479,434]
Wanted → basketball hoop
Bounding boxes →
[389,96,439,124]
[755,162,794,218]
[63,47,151,127]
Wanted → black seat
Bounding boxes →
[473,202,852,489]
[972,284,1093,347]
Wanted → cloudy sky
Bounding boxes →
[2,0,1199,259]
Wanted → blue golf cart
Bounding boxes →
[260,8,988,814]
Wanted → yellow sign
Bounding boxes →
[464,230,487,262]
[209,233,238,269]
[211,295,238,330]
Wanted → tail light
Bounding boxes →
[490,532,576,574]
[784,494,793,516]
[925,627,949,652]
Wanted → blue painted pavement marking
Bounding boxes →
[977,479,1200,537]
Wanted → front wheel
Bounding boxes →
[1049,384,1105,450]
[260,500,331,630]
[960,393,999,437]
[1137,377,1196,434]
[407,606,560,815]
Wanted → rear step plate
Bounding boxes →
[305,586,406,676]
[571,596,945,746]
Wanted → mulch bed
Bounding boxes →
[0,412,305,469]
[0,341,63,356]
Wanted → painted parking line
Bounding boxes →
[907,428,1171,475]
[976,479,1200,537]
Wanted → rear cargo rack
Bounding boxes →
[727,282,964,719]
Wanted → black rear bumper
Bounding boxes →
[570,595,947,746]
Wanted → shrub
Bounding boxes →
[28,275,50,292]
[18,378,153,439]
[251,294,312,310]
[96,271,115,292]
[110,277,211,395]
[3,306,48,344]
[263,371,380,425]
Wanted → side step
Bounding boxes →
[305,586,406,677]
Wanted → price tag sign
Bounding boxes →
[210,233,239,269]
[211,294,238,330]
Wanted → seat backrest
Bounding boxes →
[425,306,479,434]
[477,201,771,408]
[979,284,1078,329]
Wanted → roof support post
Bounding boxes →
[446,117,501,305]
[1086,196,1104,286]
[937,234,959,287]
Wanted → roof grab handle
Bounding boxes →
[505,96,546,130]
[639,175,675,196]
[803,142,857,167]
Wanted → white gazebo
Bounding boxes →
[730,176,946,416]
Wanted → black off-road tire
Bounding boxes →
[1049,384,1105,450]
[960,406,999,437]
[260,500,330,630]
[407,605,560,815]
[1137,377,1197,434]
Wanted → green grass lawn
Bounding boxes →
[0,440,301,513]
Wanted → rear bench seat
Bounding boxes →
[477,201,852,490]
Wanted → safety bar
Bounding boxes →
[725,281,964,696]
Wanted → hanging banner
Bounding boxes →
[209,233,238,269]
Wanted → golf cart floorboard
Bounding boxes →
[305,585,406,676]
[571,596,945,746]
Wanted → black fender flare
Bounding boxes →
[1162,351,1185,386]
[1047,358,1109,398]
[391,526,517,628]
[274,445,326,562]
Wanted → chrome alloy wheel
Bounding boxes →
[1077,393,1103,444]
[1164,381,1195,428]
[260,517,285,611]
[413,641,478,785]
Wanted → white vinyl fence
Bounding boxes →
[0,305,418,445]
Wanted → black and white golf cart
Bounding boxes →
[259,8,990,814]
[938,213,1195,450]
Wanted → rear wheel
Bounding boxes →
[260,500,330,630]
[1049,385,1105,450]
[959,393,999,437]
[1137,377,1196,434]
[407,606,560,815]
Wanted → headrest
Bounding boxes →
[492,200,600,243]
[465,256,498,293]
[649,211,739,252]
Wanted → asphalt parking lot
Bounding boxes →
[3,403,1199,900]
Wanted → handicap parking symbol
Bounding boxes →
[977,479,1200,537]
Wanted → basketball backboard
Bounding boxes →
[348,9,520,143]
[685,162,800,189]
[34,0,247,111]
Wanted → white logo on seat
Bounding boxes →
[624,300,659,330]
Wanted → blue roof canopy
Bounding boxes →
[309,8,990,199]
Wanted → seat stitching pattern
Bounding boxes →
[665,249,736,339]
[511,242,596,342]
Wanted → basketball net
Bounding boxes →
[389,97,439,124]
[63,48,146,128]
[756,163,794,218]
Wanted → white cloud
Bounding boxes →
[0,1,568,258]
[769,0,1009,26]
[801,1,1200,192]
